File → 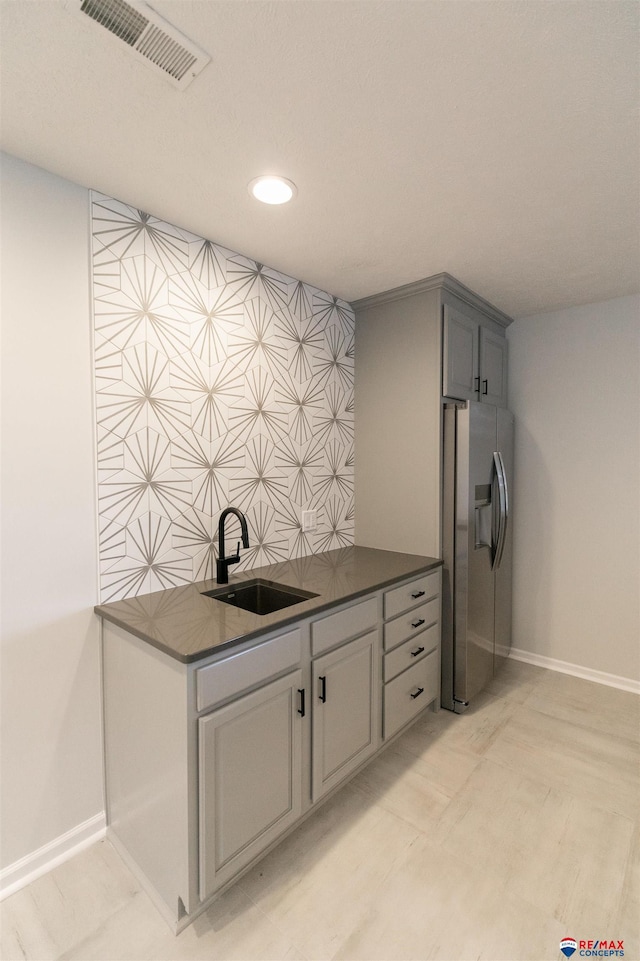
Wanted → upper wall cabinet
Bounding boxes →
[479,327,508,407]
[443,305,508,407]
[442,306,479,401]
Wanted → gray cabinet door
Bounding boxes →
[311,630,379,802]
[442,305,480,401]
[479,328,508,407]
[198,669,303,900]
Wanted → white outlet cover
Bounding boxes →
[302,510,317,532]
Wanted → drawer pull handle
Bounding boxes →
[319,675,327,703]
[411,590,425,599]
[411,618,425,629]
[297,688,305,717]
[410,687,425,700]
[411,646,425,657]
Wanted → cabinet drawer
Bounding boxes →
[383,622,439,682]
[383,649,438,740]
[384,571,440,620]
[311,597,378,657]
[383,598,439,652]
[196,628,302,712]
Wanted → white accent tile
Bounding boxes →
[91,193,355,602]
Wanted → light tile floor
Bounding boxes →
[2,660,638,961]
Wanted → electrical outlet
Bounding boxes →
[302,510,317,532]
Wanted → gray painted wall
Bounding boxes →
[1,154,103,870]
[508,296,640,682]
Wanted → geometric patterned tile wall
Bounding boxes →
[91,192,355,602]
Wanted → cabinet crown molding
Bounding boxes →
[352,272,513,329]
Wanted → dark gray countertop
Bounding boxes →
[95,546,442,663]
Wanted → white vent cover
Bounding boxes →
[77,0,210,89]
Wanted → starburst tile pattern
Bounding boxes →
[92,193,355,601]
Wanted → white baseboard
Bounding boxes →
[509,647,640,696]
[0,812,106,902]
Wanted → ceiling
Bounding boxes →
[1,0,638,318]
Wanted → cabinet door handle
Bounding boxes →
[297,688,305,717]
[319,675,327,703]
[474,376,480,392]
[411,590,425,599]
[410,687,425,700]
[411,618,425,629]
[482,379,488,395]
[411,646,425,657]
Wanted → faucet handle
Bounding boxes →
[227,541,241,565]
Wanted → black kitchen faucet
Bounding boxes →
[216,507,250,584]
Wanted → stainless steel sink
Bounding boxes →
[202,578,318,615]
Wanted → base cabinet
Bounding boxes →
[382,570,441,740]
[198,669,304,900]
[101,568,441,932]
[311,630,378,802]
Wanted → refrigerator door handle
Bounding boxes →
[492,451,508,571]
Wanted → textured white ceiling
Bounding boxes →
[1,0,638,318]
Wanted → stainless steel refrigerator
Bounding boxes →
[441,401,514,712]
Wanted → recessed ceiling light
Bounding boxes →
[248,176,297,205]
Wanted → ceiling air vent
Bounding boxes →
[78,0,210,89]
